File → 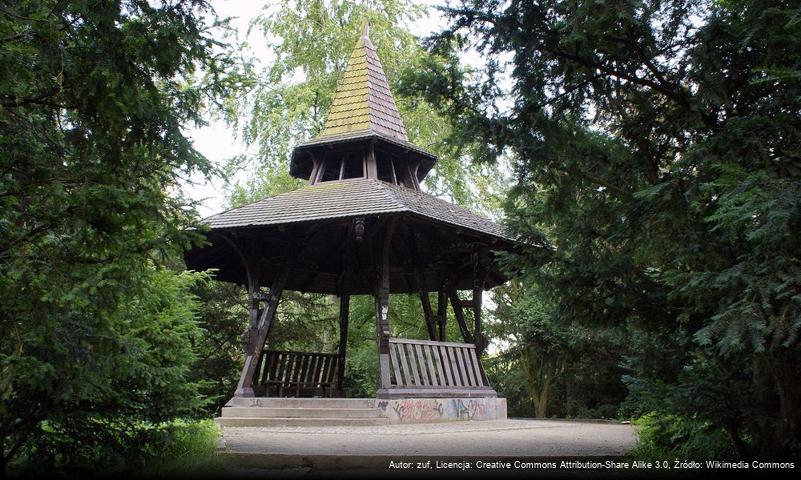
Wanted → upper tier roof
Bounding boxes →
[289,22,438,182]
[317,22,408,141]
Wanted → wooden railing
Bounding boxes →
[383,338,495,397]
[256,350,341,397]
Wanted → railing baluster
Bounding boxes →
[397,342,412,387]
[414,343,429,385]
[438,345,453,386]
[405,343,422,386]
[446,345,462,386]
[389,342,403,386]
[460,347,476,386]
[468,347,484,387]
[423,345,442,387]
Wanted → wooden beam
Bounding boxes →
[308,152,320,185]
[219,233,260,298]
[447,287,475,344]
[419,288,437,341]
[394,225,438,340]
[389,157,398,185]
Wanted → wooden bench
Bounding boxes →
[256,350,341,397]
[382,338,496,398]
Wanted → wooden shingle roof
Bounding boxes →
[203,178,509,241]
[317,22,407,141]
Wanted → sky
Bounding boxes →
[184,0,456,218]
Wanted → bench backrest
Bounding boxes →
[258,350,340,389]
[387,338,487,388]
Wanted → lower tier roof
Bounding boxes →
[185,178,516,294]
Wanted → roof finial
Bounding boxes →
[360,18,370,42]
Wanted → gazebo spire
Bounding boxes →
[289,23,437,187]
[360,18,370,44]
[316,19,408,141]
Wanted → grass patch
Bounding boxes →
[140,419,223,477]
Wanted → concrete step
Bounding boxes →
[226,397,376,409]
[215,417,389,427]
[220,407,383,419]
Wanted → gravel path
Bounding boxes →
[219,419,637,464]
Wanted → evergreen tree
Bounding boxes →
[406,0,801,458]
[0,0,238,473]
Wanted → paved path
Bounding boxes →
[218,419,637,472]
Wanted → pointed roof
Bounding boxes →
[317,21,408,141]
[289,22,438,181]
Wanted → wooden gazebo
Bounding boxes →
[185,24,515,402]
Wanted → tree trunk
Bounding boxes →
[521,346,564,418]
[532,379,552,418]
[754,349,801,458]
[1,432,6,480]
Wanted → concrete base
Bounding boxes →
[216,397,507,427]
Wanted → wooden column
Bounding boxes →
[471,252,487,354]
[375,218,396,392]
[337,294,350,394]
[365,140,378,179]
[336,218,360,395]
[437,289,447,341]
[234,270,287,397]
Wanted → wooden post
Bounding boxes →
[437,289,447,341]
[365,140,378,179]
[335,218,360,395]
[375,218,396,392]
[472,252,486,354]
[337,293,350,394]
[234,270,287,397]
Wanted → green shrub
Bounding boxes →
[9,418,221,478]
[626,412,737,462]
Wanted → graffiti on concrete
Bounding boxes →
[392,399,445,421]
[382,398,495,422]
[445,399,490,420]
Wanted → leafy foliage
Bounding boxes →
[485,280,627,418]
[224,0,508,209]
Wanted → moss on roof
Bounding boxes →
[317,22,408,141]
